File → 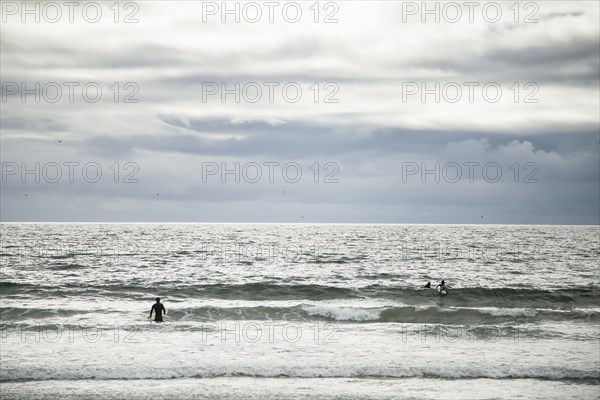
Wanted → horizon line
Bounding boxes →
[0,221,598,227]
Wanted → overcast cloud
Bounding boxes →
[1,1,598,223]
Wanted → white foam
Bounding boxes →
[485,308,537,317]
[572,307,600,316]
[452,307,538,317]
[301,304,382,321]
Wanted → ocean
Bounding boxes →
[0,223,598,399]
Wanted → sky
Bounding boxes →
[0,0,599,224]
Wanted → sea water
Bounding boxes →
[1,223,598,399]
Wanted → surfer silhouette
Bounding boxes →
[436,280,448,294]
[424,282,431,288]
[149,297,166,322]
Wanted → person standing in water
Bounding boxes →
[149,297,166,322]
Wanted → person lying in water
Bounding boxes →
[425,281,450,290]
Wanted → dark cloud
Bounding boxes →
[1,1,598,223]
[488,38,599,68]
[1,117,67,132]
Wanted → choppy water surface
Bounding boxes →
[1,223,599,399]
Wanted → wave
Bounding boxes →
[47,263,88,270]
[302,304,382,321]
[2,365,598,382]
[304,304,597,323]
[0,307,111,321]
[5,304,596,328]
[0,282,73,297]
[2,282,598,308]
